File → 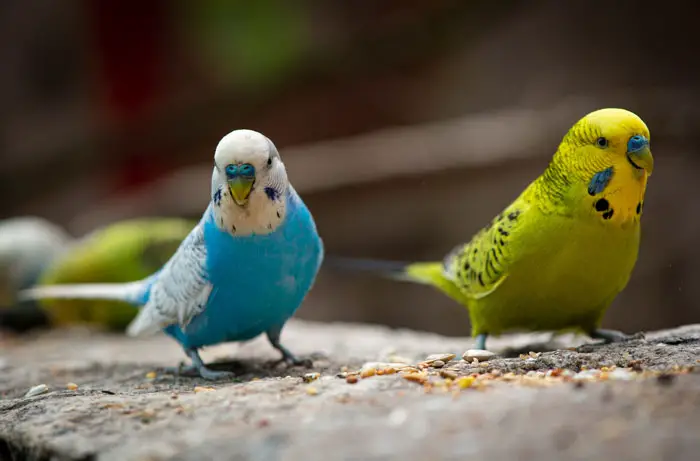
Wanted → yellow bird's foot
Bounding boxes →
[475,333,489,351]
[590,329,645,344]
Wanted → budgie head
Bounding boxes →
[211,129,289,235]
[555,108,653,178]
[546,108,653,222]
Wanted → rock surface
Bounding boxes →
[1,321,699,461]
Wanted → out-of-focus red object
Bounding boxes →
[86,0,172,191]
[87,0,167,123]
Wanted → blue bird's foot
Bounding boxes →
[195,367,236,381]
[590,329,645,344]
[266,329,313,368]
[278,349,313,368]
[159,348,236,381]
[158,364,200,377]
[474,333,489,351]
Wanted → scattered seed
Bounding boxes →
[306,386,319,396]
[194,386,216,393]
[257,419,270,428]
[425,353,456,364]
[139,409,156,422]
[456,376,475,389]
[145,371,157,380]
[66,383,78,391]
[362,362,411,371]
[361,368,376,379]
[440,369,458,380]
[463,349,496,362]
[402,372,427,384]
[302,372,320,383]
[608,369,636,381]
[24,384,49,398]
[432,360,446,369]
[547,368,563,377]
[346,375,359,384]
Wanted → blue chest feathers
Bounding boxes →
[173,194,323,348]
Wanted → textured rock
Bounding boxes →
[1,321,699,460]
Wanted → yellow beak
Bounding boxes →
[627,145,653,176]
[228,176,254,205]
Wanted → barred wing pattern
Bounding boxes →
[126,219,212,337]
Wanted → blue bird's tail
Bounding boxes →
[17,279,150,307]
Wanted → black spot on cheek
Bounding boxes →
[264,187,280,201]
[507,211,520,221]
[213,189,222,206]
[602,209,614,220]
[595,198,609,212]
[231,224,237,233]
[636,202,642,214]
[276,210,281,219]
[463,261,470,271]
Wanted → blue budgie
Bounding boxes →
[20,130,324,380]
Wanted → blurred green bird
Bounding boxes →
[0,217,195,333]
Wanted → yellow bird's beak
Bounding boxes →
[627,144,653,176]
[228,176,255,205]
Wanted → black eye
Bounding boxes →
[267,157,272,167]
[596,137,608,148]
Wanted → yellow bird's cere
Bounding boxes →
[330,108,653,351]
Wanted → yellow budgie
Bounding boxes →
[329,108,653,351]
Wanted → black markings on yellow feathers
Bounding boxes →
[594,198,614,220]
[446,206,523,297]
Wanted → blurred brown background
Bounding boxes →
[1,0,698,337]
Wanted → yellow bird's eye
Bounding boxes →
[596,137,609,148]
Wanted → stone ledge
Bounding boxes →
[1,321,699,460]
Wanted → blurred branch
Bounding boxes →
[0,1,525,215]
[65,87,700,233]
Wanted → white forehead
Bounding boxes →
[214,129,273,164]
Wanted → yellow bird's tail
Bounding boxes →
[324,256,465,302]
